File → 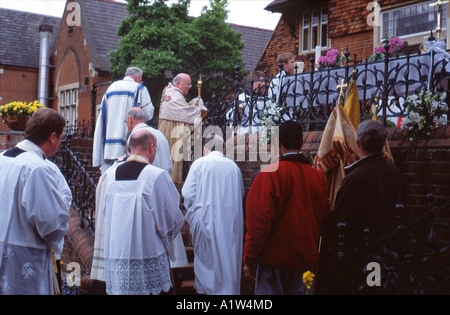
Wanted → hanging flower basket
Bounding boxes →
[0,100,44,131]
[3,114,29,131]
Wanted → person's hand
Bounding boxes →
[243,264,255,280]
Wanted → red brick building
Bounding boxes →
[257,0,449,75]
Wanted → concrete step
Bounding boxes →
[178,280,197,295]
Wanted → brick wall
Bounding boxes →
[256,16,298,77]
[0,65,39,131]
[50,0,112,122]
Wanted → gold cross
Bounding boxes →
[430,0,449,39]
[337,79,348,104]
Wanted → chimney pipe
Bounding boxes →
[38,24,53,106]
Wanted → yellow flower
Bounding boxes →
[302,271,315,291]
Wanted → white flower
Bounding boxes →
[431,100,439,110]
[409,112,421,123]
[408,94,418,103]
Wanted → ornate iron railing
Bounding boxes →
[204,47,450,132]
[64,119,95,139]
[315,196,450,295]
[51,134,98,233]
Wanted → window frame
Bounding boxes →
[300,7,330,54]
[380,1,447,41]
[58,83,79,126]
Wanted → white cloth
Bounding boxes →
[0,140,72,295]
[158,83,207,125]
[227,92,265,134]
[90,162,119,282]
[102,163,184,295]
[93,77,154,168]
[182,151,244,295]
[127,123,173,174]
[268,70,286,104]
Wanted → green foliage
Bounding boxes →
[108,0,246,105]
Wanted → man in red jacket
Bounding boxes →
[243,120,329,295]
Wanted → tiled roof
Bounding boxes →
[78,0,128,72]
[0,8,61,68]
[230,24,273,72]
[265,0,295,12]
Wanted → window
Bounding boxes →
[301,8,329,53]
[381,1,447,39]
[59,87,78,126]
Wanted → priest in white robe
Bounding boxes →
[93,67,154,174]
[0,108,72,295]
[182,135,244,295]
[102,129,184,295]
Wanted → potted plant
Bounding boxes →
[367,36,409,62]
[0,100,45,131]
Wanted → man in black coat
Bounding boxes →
[317,119,404,294]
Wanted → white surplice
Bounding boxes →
[93,77,154,168]
[0,140,72,295]
[127,124,188,268]
[182,151,244,295]
[102,163,184,295]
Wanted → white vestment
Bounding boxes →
[269,70,286,104]
[182,151,244,295]
[102,162,184,295]
[0,140,72,295]
[158,83,207,125]
[93,77,154,168]
[127,122,173,174]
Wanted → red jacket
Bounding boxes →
[244,154,329,271]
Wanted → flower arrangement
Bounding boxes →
[317,49,346,70]
[401,90,448,142]
[0,100,45,118]
[368,36,409,62]
[259,100,284,144]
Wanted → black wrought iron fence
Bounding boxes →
[51,135,97,233]
[204,46,450,133]
[315,196,450,295]
[63,118,95,139]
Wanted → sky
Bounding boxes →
[0,0,281,30]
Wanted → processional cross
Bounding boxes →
[337,79,348,105]
[430,0,449,39]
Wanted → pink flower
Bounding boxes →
[374,46,386,54]
[374,36,404,54]
[389,36,403,53]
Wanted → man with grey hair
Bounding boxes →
[158,73,208,181]
[126,107,173,174]
[93,66,154,174]
[319,119,404,294]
